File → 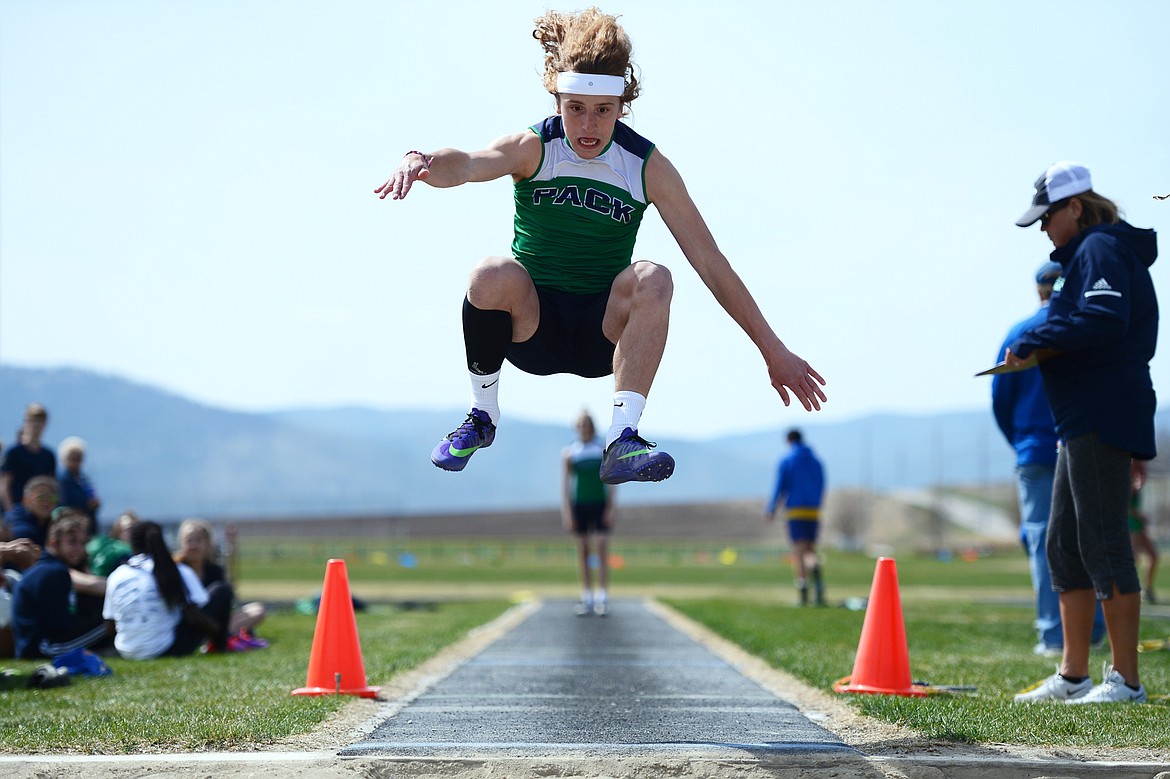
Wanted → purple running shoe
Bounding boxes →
[431,409,496,471]
[599,428,674,485]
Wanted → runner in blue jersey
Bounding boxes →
[376,8,826,485]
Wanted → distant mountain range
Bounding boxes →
[2,365,1166,523]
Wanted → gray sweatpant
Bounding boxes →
[1048,432,1141,598]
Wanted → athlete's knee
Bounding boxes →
[469,255,525,285]
[631,261,673,305]
[468,256,532,306]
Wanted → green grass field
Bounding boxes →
[231,539,1039,593]
[2,539,1167,754]
[1,599,510,753]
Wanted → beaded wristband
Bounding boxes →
[405,150,435,169]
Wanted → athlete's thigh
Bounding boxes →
[601,260,665,343]
[468,256,540,341]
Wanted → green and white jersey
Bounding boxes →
[512,116,654,294]
[565,437,608,506]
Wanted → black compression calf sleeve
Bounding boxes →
[463,297,512,376]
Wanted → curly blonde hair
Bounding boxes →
[534,7,640,107]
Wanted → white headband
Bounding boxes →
[556,72,625,96]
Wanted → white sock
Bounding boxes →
[581,590,593,606]
[594,588,607,605]
[606,390,646,448]
[470,370,501,425]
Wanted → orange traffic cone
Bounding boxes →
[833,557,927,697]
[292,559,381,698]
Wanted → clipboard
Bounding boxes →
[976,359,1035,376]
[975,349,1053,376]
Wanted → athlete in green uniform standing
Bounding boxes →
[376,8,826,485]
[561,411,614,615]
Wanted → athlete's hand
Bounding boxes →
[765,342,827,412]
[374,151,432,201]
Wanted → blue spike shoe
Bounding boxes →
[599,427,675,485]
[431,409,496,471]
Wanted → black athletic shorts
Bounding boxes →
[571,502,609,536]
[506,286,615,378]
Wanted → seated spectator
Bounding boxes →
[103,521,231,659]
[6,476,59,553]
[87,511,140,577]
[175,518,266,642]
[11,512,113,659]
[57,437,101,539]
[7,490,106,625]
[50,507,107,626]
[1,403,57,516]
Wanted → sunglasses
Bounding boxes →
[1039,199,1071,225]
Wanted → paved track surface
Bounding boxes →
[345,598,851,759]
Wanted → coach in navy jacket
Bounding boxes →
[1006,161,1157,705]
[1010,221,1158,460]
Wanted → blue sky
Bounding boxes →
[2,0,1167,440]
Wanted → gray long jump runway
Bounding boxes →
[343,597,859,763]
[339,599,1170,778]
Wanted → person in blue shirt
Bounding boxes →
[57,437,101,539]
[6,475,59,554]
[1007,162,1157,705]
[11,512,112,659]
[765,429,826,606]
[993,261,1105,657]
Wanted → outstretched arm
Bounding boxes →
[374,131,541,201]
[647,151,827,411]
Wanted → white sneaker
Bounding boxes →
[1032,642,1062,658]
[1067,665,1147,704]
[574,600,593,617]
[592,601,608,617]
[1013,669,1093,703]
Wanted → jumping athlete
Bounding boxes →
[375,8,826,484]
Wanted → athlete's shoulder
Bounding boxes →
[532,116,565,142]
[612,121,654,159]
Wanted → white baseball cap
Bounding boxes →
[1016,161,1093,227]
